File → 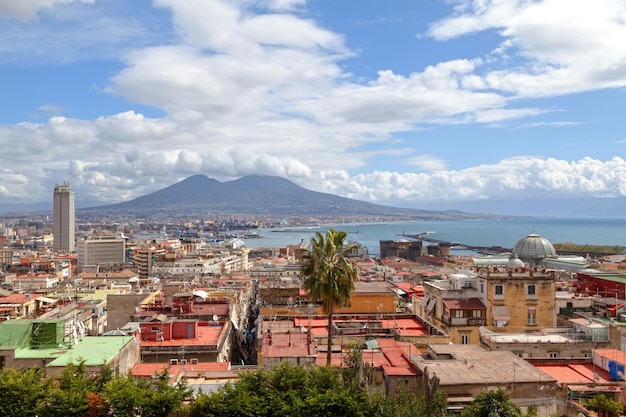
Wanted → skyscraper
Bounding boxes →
[53,182,75,252]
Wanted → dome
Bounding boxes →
[507,255,525,268]
[512,233,556,261]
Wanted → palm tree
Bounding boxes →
[301,229,359,366]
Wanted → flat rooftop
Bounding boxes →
[414,345,557,386]
[14,336,135,367]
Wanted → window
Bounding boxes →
[480,283,484,294]
[527,285,536,295]
[494,285,504,299]
[528,306,537,325]
[547,351,559,358]
[460,334,469,345]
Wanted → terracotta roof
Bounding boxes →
[262,331,315,358]
[534,363,612,384]
[140,323,226,348]
[0,293,37,304]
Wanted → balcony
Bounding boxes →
[442,316,487,326]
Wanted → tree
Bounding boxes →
[377,390,450,417]
[38,361,97,417]
[342,342,371,387]
[103,368,192,417]
[461,389,523,417]
[301,229,359,366]
[142,368,193,417]
[583,393,624,417]
[188,362,374,417]
[0,367,53,417]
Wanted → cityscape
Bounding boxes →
[3,1,626,416]
[1,183,626,416]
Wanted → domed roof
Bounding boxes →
[507,255,525,268]
[512,233,556,260]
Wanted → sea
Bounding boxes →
[243,217,626,257]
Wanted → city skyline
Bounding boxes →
[1,1,626,213]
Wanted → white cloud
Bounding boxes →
[0,0,93,22]
[403,154,448,171]
[304,157,626,205]
[428,0,626,97]
[2,0,626,210]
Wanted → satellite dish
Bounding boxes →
[212,315,218,322]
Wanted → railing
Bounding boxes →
[442,316,487,326]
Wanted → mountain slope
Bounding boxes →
[86,174,446,218]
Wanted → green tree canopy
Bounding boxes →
[583,393,625,417]
[188,362,372,417]
[461,389,523,417]
[301,229,359,366]
[0,367,53,417]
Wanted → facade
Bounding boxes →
[421,267,556,344]
[12,274,60,290]
[479,267,556,329]
[0,293,38,320]
[106,291,159,332]
[480,317,611,359]
[131,247,165,277]
[139,318,232,363]
[76,235,126,272]
[421,272,486,345]
[53,182,75,253]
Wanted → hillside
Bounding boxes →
[82,174,489,220]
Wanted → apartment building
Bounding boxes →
[76,235,126,272]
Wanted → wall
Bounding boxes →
[106,293,152,331]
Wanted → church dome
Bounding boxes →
[512,233,556,261]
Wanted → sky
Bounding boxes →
[1,0,626,212]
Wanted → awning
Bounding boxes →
[193,290,208,299]
[492,305,511,321]
[38,296,58,304]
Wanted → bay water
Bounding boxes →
[244,218,626,256]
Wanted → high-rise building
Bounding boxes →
[76,235,126,272]
[53,182,75,252]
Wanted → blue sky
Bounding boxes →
[1,0,626,212]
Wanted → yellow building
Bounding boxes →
[259,281,399,317]
[422,265,556,344]
[480,266,556,330]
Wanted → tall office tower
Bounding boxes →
[53,182,75,252]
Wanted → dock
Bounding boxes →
[400,232,510,255]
